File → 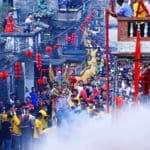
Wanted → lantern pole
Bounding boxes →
[105,8,110,113]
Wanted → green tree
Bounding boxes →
[33,0,56,18]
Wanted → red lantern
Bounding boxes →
[87,16,91,21]
[15,62,21,79]
[25,50,33,57]
[0,71,9,79]
[65,36,71,42]
[45,46,52,52]
[36,53,42,70]
[92,10,96,15]
[82,22,87,27]
[53,44,60,49]
[71,33,76,44]
[37,79,43,85]
[3,71,9,79]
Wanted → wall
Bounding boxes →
[13,0,38,23]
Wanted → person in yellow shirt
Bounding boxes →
[1,110,7,122]
[87,102,96,117]
[39,106,48,130]
[33,112,43,139]
[133,0,149,36]
[12,110,22,150]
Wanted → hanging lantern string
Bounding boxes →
[45,10,96,44]
[42,10,96,50]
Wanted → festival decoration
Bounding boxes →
[45,46,52,52]
[36,53,42,70]
[79,10,95,33]
[65,36,71,42]
[37,78,43,85]
[25,50,33,57]
[53,44,61,49]
[49,64,55,81]
[15,62,21,79]
[63,65,70,83]
[71,32,77,45]
[0,71,9,79]
[134,29,141,103]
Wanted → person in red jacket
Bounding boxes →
[3,11,15,33]
[140,68,150,95]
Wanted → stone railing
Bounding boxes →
[117,17,150,41]
[0,38,6,53]
[54,6,83,21]
[0,29,42,53]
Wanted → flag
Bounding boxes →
[63,66,69,83]
[49,64,55,81]
[134,29,141,103]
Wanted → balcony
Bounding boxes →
[0,29,42,53]
[54,7,82,22]
[116,17,150,58]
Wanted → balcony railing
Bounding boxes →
[55,6,82,21]
[117,17,150,41]
[0,29,42,53]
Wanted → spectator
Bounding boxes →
[24,13,34,33]
[30,87,38,106]
[12,110,22,150]
[1,114,12,150]
[133,0,149,36]
[21,114,32,150]
[107,0,133,36]
[9,93,16,105]
[107,0,133,17]
[3,11,15,33]
[33,112,43,139]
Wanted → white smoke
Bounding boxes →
[40,107,150,150]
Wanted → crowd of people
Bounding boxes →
[0,1,150,150]
[2,11,48,34]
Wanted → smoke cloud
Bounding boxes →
[40,107,150,150]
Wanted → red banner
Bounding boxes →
[134,29,141,103]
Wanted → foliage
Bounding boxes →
[0,2,12,32]
[33,0,56,18]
